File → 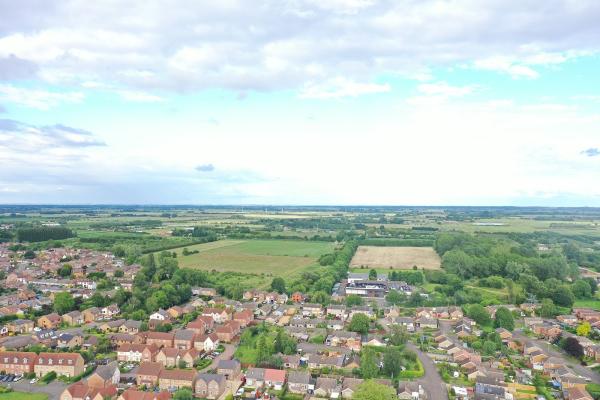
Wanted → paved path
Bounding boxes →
[197,343,236,372]
[513,329,600,383]
[406,342,449,400]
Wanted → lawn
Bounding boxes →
[573,299,600,311]
[0,393,48,400]
[171,239,336,278]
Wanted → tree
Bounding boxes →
[538,298,557,318]
[368,269,377,280]
[583,277,598,296]
[360,348,379,379]
[173,388,194,400]
[388,325,408,346]
[353,380,397,400]
[385,290,404,305]
[494,307,515,331]
[572,280,592,299]
[178,359,187,369]
[576,321,591,337]
[482,340,498,356]
[271,277,286,294]
[552,285,575,307]
[346,295,364,307]
[53,291,75,314]
[562,337,584,359]
[382,347,402,378]
[58,264,72,278]
[467,304,491,326]
[349,313,370,334]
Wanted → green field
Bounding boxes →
[170,239,336,278]
[0,393,48,400]
[573,299,600,311]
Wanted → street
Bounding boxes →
[1,380,66,400]
[197,343,236,372]
[513,329,600,383]
[406,342,449,400]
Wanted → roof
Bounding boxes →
[174,329,196,341]
[342,377,363,391]
[246,368,265,380]
[288,370,310,385]
[137,361,163,376]
[159,368,196,381]
[316,377,339,390]
[196,373,225,385]
[264,368,286,382]
[92,360,118,380]
[217,359,240,370]
[120,389,172,400]
[147,331,174,340]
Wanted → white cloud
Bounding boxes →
[0,1,597,93]
[417,82,477,97]
[117,90,165,102]
[0,84,84,110]
[299,77,390,99]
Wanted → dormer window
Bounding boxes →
[48,359,53,365]
[59,359,63,364]
[68,360,72,365]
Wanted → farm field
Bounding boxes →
[350,246,441,270]
[171,239,336,278]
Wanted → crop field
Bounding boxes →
[171,239,336,278]
[350,245,441,270]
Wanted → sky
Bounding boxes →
[1,1,600,206]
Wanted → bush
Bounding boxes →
[41,371,57,384]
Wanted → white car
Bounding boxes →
[29,378,37,384]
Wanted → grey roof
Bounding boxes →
[174,329,196,340]
[288,371,310,385]
[93,361,118,380]
[246,368,265,380]
[217,359,240,370]
[197,373,225,384]
[124,320,142,328]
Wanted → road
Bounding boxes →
[197,343,236,372]
[1,380,66,400]
[406,342,449,400]
[378,318,448,399]
[513,329,600,383]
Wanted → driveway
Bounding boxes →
[406,342,449,400]
[2,380,67,400]
[513,329,600,383]
[197,343,236,372]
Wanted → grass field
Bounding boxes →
[171,239,336,278]
[573,299,600,311]
[350,246,441,270]
[0,393,48,400]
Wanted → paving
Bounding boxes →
[406,342,449,400]
[197,343,236,372]
[513,329,600,383]
[1,380,67,400]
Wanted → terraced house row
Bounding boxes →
[0,350,84,377]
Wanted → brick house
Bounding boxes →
[173,329,196,350]
[195,373,226,399]
[136,362,163,386]
[82,307,102,323]
[215,321,240,343]
[34,352,85,378]
[194,333,219,352]
[37,312,62,329]
[158,369,196,392]
[287,371,312,394]
[216,359,241,380]
[87,361,120,388]
[233,310,254,327]
[62,310,84,326]
[202,308,230,324]
[0,351,37,374]
[117,344,158,363]
[146,332,174,348]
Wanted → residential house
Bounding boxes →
[314,377,341,398]
[287,370,312,394]
[136,361,163,386]
[34,352,85,378]
[194,333,219,352]
[155,347,183,368]
[82,307,102,323]
[202,308,230,324]
[215,321,240,342]
[341,378,363,399]
[62,310,84,326]
[149,309,170,322]
[57,333,83,349]
[233,310,254,327]
[146,332,174,348]
[101,304,120,320]
[291,292,305,303]
[565,387,594,400]
[158,369,196,392]
[167,306,184,320]
[0,351,37,374]
[37,312,62,329]
[398,382,427,400]
[7,319,34,334]
[119,320,142,334]
[60,382,118,400]
[117,389,171,400]
[245,368,265,388]
[326,305,348,320]
[173,329,196,350]
[302,303,324,317]
[216,359,241,380]
[117,344,158,363]
[195,373,226,399]
[87,361,120,388]
[264,368,286,390]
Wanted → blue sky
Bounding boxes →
[1,0,600,205]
